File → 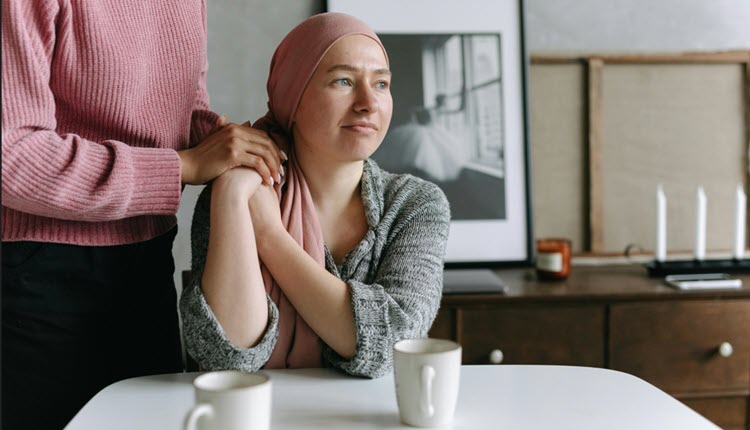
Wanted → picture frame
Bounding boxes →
[327,0,533,267]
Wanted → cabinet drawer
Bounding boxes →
[610,300,750,394]
[681,396,748,430]
[429,307,454,340]
[460,305,605,366]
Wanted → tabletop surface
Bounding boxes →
[65,365,718,430]
[448,265,750,303]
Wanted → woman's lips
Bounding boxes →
[342,122,378,134]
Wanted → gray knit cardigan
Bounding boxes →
[180,159,451,378]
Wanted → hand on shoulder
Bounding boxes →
[178,116,286,186]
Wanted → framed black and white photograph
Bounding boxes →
[328,0,532,266]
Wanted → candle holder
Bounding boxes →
[645,258,750,277]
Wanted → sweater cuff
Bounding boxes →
[180,278,279,372]
[323,280,393,379]
[127,147,182,215]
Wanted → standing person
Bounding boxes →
[181,13,451,377]
[1,1,283,429]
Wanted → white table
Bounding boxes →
[66,365,718,429]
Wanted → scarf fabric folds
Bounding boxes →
[250,13,387,368]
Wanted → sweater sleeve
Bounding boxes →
[189,0,220,148]
[180,184,280,371]
[323,183,451,378]
[0,0,182,222]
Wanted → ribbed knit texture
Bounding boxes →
[1,0,218,245]
[181,159,451,378]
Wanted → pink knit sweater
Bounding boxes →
[1,0,218,246]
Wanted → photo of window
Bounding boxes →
[374,33,506,220]
[329,0,532,265]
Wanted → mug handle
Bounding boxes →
[184,403,214,430]
[419,365,436,418]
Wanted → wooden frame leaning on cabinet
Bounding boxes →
[530,51,750,256]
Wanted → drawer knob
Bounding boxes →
[489,349,504,364]
[718,342,733,358]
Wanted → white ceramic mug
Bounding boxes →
[393,338,462,427]
[183,370,272,430]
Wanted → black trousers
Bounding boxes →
[2,229,183,430]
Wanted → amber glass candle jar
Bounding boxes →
[535,238,572,280]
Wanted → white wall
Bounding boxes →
[173,0,750,289]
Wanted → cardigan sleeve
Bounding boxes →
[1,0,182,222]
[180,184,280,371]
[323,182,451,378]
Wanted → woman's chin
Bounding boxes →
[298,133,384,164]
[333,138,382,162]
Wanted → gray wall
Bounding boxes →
[173,0,324,290]
[526,0,750,52]
[173,0,750,290]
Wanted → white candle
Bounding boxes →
[734,184,746,259]
[695,187,706,260]
[656,185,666,262]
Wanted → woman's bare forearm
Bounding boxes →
[257,228,357,359]
[201,178,268,348]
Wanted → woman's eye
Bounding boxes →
[335,78,352,87]
[376,81,390,90]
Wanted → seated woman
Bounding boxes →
[180,12,451,378]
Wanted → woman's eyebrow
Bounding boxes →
[326,64,392,76]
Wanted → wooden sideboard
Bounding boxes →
[429,265,750,430]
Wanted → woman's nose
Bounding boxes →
[353,84,380,113]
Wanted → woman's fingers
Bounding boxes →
[224,124,283,180]
[239,122,287,167]
[236,152,275,186]
[229,138,281,184]
[208,114,228,136]
[244,126,286,165]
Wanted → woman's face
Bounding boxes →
[292,34,392,163]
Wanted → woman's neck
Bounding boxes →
[293,147,364,213]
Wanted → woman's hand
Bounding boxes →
[211,165,285,252]
[212,166,264,202]
[248,182,285,251]
[178,117,286,186]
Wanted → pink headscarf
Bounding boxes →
[252,13,387,368]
